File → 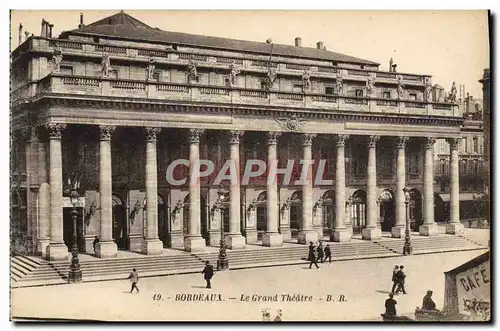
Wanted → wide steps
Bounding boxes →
[376,235,484,254]
[10,256,41,281]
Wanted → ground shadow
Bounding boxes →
[191,285,208,289]
[376,290,392,295]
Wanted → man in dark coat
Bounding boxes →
[127,268,139,293]
[384,293,397,317]
[324,244,332,263]
[307,242,314,261]
[395,265,407,294]
[390,265,399,294]
[202,260,214,289]
[309,247,319,269]
[317,242,324,263]
[422,290,438,311]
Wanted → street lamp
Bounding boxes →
[402,187,413,256]
[217,188,229,271]
[68,179,82,283]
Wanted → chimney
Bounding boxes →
[18,23,23,45]
[41,19,46,37]
[294,37,302,47]
[316,41,324,50]
[78,12,85,29]
[45,21,50,38]
[48,24,54,38]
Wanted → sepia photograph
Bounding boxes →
[8,8,491,322]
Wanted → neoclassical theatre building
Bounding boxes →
[11,12,469,260]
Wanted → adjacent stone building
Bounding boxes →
[11,12,471,260]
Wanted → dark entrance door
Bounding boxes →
[379,190,395,232]
[63,207,85,252]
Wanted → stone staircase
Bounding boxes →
[461,229,490,247]
[375,234,486,255]
[10,256,42,282]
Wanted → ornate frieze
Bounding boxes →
[188,128,204,144]
[267,132,281,145]
[99,125,116,141]
[336,134,349,147]
[275,114,305,132]
[229,130,244,145]
[44,123,66,140]
[302,133,317,146]
[145,127,161,142]
[396,136,409,149]
[367,135,380,148]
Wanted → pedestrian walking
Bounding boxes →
[308,246,319,269]
[317,242,324,263]
[324,244,332,263]
[384,293,397,317]
[390,265,399,294]
[127,268,139,293]
[395,265,407,295]
[307,242,314,261]
[201,260,214,289]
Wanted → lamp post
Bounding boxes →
[67,178,82,283]
[217,188,229,271]
[402,187,413,256]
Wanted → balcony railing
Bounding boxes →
[23,73,459,118]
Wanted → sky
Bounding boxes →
[10,10,490,100]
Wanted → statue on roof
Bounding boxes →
[366,74,376,96]
[228,61,241,87]
[424,77,433,102]
[187,60,199,83]
[302,68,311,92]
[51,47,63,73]
[389,57,394,72]
[101,53,110,77]
[147,58,156,81]
[449,81,457,103]
[336,71,343,95]
[397,76,405,99]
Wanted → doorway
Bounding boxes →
[350,190,367,234]
[321,190,335,236]
[379,190,395,232]
[289,190,302,238]
[255,191,267,240]
[63,207,85,252]
[112,194,127,250]
[410,189,423,231]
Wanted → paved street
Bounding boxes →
[11,250,486,321]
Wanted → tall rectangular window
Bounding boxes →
[473,137,479,153]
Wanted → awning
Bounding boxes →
[438,193,476,202]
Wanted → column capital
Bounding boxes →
[99,126,116,141]
[446,138,461,151]
[336,134,349,147]
[229,130,244,145]
[396,136,409,149]
[188,128,204,144]
[44,123,67,140]
[302,133,317,146]
[367,135,380,148]
[16,127,32,142]
[267,132,281,145]
[424,137,437,149]
[145,127,161,142]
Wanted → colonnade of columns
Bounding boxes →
[32,123,464,260]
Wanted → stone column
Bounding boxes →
[362,135,382,240]
[36,128,50,258]
[226,130,246,249]
[141,127,164,255]
[446,138,464,234]
[392,136,408,238]
[262,132,283,247]
[333,134,350,242]
[298,133,318,244]
[420,137,439,236]
[45,123,68,261]
[184,128,206,252]
[95,126,118,258]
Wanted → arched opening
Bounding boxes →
[112,194,127,250]
[255,191,267,240]
[434,193,447,224]
[378,189,395,232]
[322,190,335,235]
[350,190,367,234]
[410,188,423,231]
[182,194,208,241]
[290,190,302,238]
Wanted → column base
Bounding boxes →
[47,243,68,261]
[446,223,465,235]
[167,232,184,249]
[37,238,50,259]
[297,230,319,244]
[280,227,292,242]
[332,229,351,242]
[391,226,406,238]
[128,234,143,252]
[313,226,324,240]
[362,227,382,240]
[96,241,118,258]
[141,239,164,255]
[419,223,439,236]
[262,232,283,247]
[84,235,96,254]
[226,234,246,249]
[208,231,221,247]
[184,236,206,252]
[244,229,258,244]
